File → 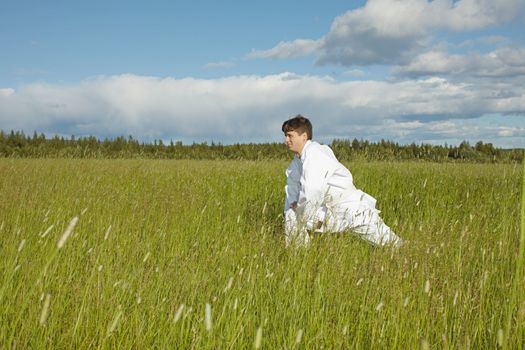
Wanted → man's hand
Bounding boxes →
[290,201,298,210]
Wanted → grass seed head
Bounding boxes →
[107,309,123,336]
[375,301,384,312]
[57,216,79,249]
[296,329,303,344]
[424,280,431,294]
[254,326,262,349]
[497,328,504,347]
[39,294,51,326]
[17,239,26,252]
[184,306,193,319]
[104,225,112,240]
[223,276,234,293]
[205,303,212,331]
[421,338,429,350]
[41,225,54,238]
[174,304,185,323]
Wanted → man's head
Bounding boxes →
[282,115,312,155]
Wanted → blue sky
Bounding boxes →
[1,0,524,147]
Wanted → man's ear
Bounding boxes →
[301,132,308,142]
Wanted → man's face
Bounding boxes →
[284,130,308,155]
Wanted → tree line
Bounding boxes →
[0,130,523,163]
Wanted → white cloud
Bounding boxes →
[343,69,366,78]
[248,39,321,59]
[497,126,525,137]
[456,35,510,49]
[394,47,525,78]
[0,73,524,147]
[348,118,525,147]
[249,0,524,66]
[0,88,15,97]
[203,61,235,69]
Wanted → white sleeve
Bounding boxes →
[296,149,336,229]
[284,158,301,212]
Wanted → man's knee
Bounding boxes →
[349,209,400,246]
[284,208,296,218]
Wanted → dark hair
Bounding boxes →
[282,114,313,140]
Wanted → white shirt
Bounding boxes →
[285,140,366,229]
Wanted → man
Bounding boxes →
[283,115,402,247]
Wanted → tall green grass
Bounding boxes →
[0,159,523,348]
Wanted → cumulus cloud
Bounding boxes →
[341,117,525,147]
[455,35,511,49]
[0,73,524,146]
[0,88,15,97]
[247,39,321,59]
[249,0,524,66]
[497,126,525,137]
[394,47,525,78]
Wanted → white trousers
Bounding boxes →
[284,202,401,247]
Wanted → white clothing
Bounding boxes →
[284,140,401,247]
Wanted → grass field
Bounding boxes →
[0,158,523,349]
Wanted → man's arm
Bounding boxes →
[284,157,301,212]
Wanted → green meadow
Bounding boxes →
[1,159,523,349]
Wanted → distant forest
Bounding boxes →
[0,130,523,163]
